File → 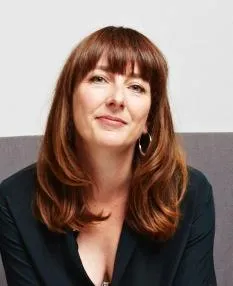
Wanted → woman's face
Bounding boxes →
[72,57,151,152]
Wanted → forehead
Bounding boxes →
[94,56,142,77]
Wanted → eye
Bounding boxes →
[89,75,107,83]
[129,84,146,94]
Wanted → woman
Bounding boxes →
[0,26,216,285]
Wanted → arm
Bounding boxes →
[0,184,41,286]
[174,177,217,286]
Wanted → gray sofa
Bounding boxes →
[0,134,232,285]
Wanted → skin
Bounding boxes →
[72,56,151,202]
[72,57,151,285]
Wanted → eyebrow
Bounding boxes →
[95,65,143,80]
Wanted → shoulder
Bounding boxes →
[187,166,211,190]
[186,166,213,201]
[181,166,214,217]
[0,163,37,203]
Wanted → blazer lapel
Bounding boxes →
[111,221,138,286]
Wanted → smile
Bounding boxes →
[96,115,127,127]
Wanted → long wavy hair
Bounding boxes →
[34,26,188,241]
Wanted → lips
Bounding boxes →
[96,115,127,124]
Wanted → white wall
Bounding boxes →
[0,0,232,136]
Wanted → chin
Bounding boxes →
[96,139,126,147]
[93,135,129,148]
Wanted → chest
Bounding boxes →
[76,218,124,286]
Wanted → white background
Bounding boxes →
[0,0,232,136]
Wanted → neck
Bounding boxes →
[79,144,135,204]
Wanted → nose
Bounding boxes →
[105,85,125,111]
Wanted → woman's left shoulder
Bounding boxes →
[182,166,214,210]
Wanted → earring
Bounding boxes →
[138,132,152,156]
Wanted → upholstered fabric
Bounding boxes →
[0,134,232,286]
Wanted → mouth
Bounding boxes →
[95,115,127,128]
[96,115,127,124]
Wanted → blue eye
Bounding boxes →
[130,84,145,93]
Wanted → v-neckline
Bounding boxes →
[67,221,138,286]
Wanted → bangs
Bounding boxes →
[75,27,160,84]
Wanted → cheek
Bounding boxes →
[127,97,151,135]
[128,97,151,122]
[73,89,101,117]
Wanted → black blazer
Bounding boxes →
[0,164,216,286]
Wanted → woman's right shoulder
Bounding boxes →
[0,163,37,202]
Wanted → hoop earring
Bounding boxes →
[138,132,152,156]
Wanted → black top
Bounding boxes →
[0,164,217,286]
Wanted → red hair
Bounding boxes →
[34,26,188,241]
